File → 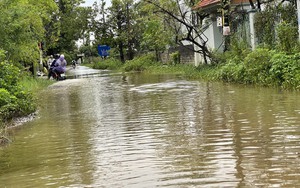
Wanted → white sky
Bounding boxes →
[81,0,111,7]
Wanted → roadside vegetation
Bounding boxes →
[92,44,300,90]
[90,0,300,90]
[0,58,34,127]
[0,50,53,142]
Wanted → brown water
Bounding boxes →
[0,66,300,187]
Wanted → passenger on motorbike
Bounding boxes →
[48,54,59,79]
[53,54,67,75]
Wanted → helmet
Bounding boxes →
[54,54,60,59]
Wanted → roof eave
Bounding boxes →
[193,2,221,13]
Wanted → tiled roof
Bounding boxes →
[193,0,220,9]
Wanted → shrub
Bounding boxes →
[93,58,122,70]
[0,56,36,123]
[276,21,298,53]
[217,60,245,83]
[0,87,34,122]
[123,61,145,72]
[270,52,300,89]
[14,89,36,116]
[242,48,275,85]
[170,51,180,65]
[0,61,21,92]
[0,89,16,107]
[217,47,300,89]
[122,53,157,72]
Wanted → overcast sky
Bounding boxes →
[81,0,111,7]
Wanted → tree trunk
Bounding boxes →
[155,48,160,62]
[119,42,125,63]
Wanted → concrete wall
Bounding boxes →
[160,44,195,65]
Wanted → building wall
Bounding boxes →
[212,20,224,51]
[193,4,256,65]
[194,17,224,65]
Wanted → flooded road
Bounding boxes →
[1,66,300,187]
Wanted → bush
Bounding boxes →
[217,47,300,89]
[0,87,34,122]
[0,61,21,92]
[0,89,16,107]
[216,40,249,83]
[0,57,36,123]
[122,53,157,72]
[276,21,298,53]
[217,61,245,83]
[93,58,122,70]
[170,51,180,65]
[270,52,300,89]
[243,48,275,85]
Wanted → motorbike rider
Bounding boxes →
[53,54,67,77]
[46,55,54,70]
[48,54,60,79]
[72,60,77,69]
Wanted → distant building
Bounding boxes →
[193,0,257,65]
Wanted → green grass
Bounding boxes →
[20,77,54,96]
[143,63,220,81]
[93,58,123,70]
[91,55,221,82]
[87,50,300,90]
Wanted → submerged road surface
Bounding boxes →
[1,65,300,187]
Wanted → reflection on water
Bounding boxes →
[1,66,300,187]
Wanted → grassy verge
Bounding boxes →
[20,76,54,97]
[91,55,220,82]
[143,64,220,81]
[92,49,300,90]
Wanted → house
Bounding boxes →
[193,0,257,65]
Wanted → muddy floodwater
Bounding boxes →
[1,66,300,187]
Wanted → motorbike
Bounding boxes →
[49,69,66,81]
[71,60,77,69]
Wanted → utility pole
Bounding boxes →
[222,0,230,51]
[248,9,257,50]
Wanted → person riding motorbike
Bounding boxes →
[53,54,67,73]
[48,54,67,80]
[71,60,77,69]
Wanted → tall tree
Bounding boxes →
[54,0,92,53]
[137,1,175,61]
[0,0,57,64]
[143,0,211,64]
[91,0,114,46]
[108,0,139,62]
